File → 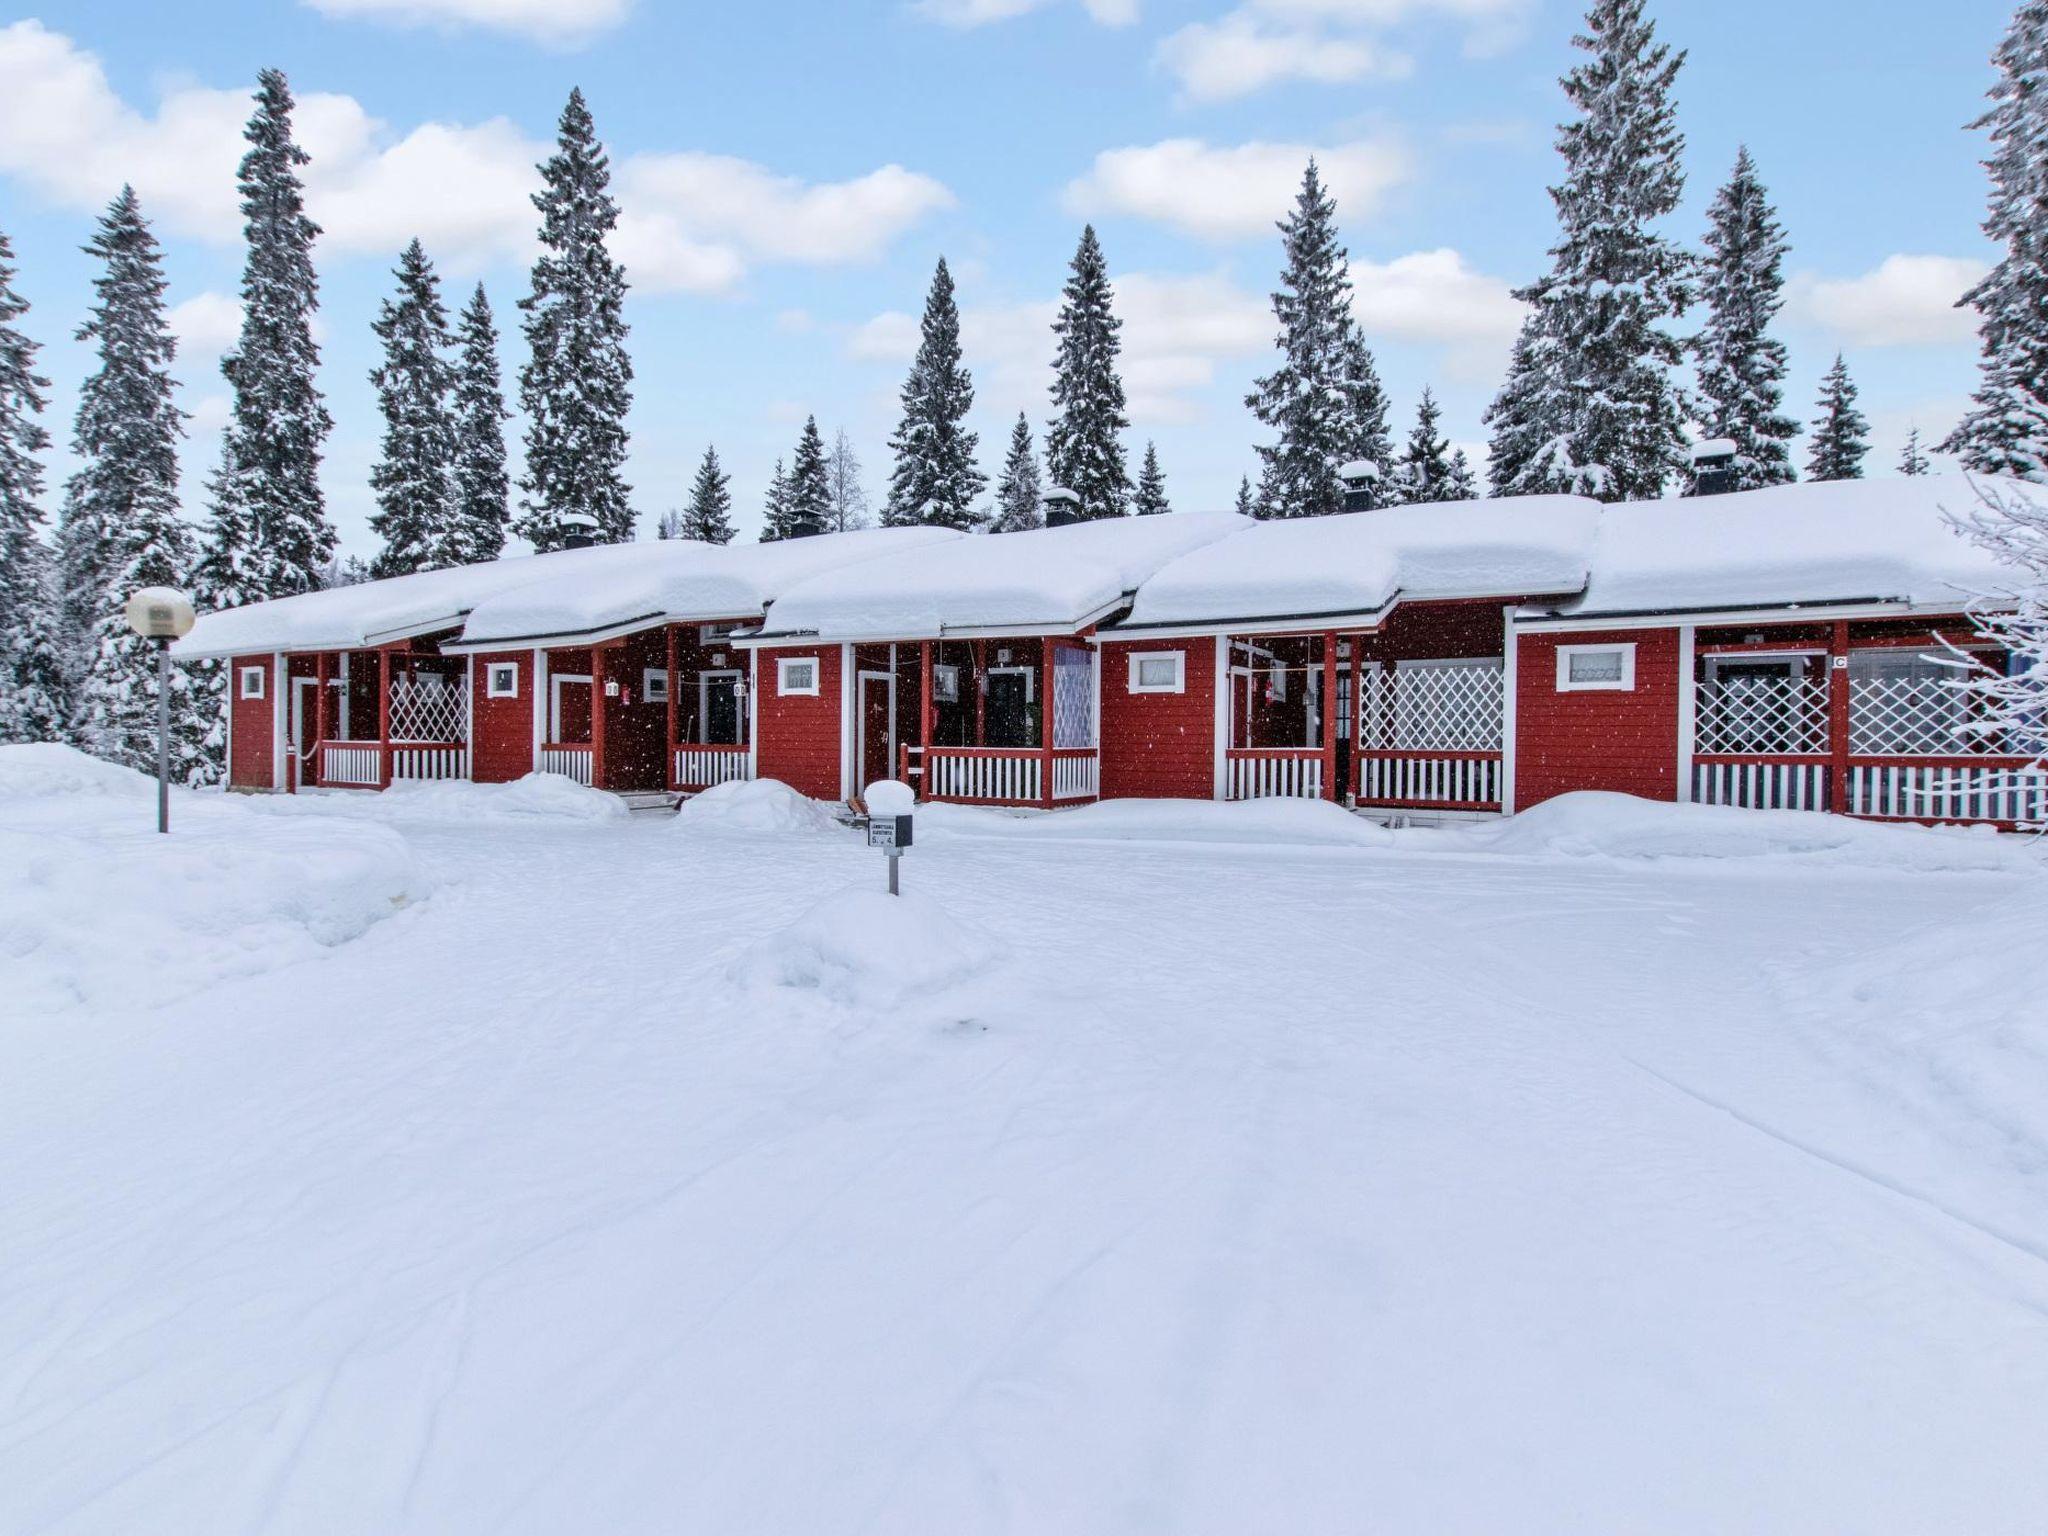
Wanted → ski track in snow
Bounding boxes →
[3,808,2047,1533]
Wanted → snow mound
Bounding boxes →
[251,772,627,824]
[674,778,842,836]
[919,795,1396,847]
[1466,792,2036,873]
[734,886,1000,1008]
[2,811,428,1017]
[0,742,155,802]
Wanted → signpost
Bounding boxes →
[863,778,915,895]
[123,586,197,834]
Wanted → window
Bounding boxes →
[641,667,670,704]
[1557,642,1636,692]
[485,662,519,699]
[777,656,819,696]
[700,622,740,644]
[1127,650,1185,695]
[239,665,266,700]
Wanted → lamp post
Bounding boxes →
[123,586,197,834]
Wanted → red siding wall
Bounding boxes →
[1514,627,1680,809]
[471,650,533,783]
[755,644,842,801]
[1099,637,1217,800]
[228,654,274,790]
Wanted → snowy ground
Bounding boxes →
[4,755,2047,1534]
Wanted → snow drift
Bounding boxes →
[919,795,1396,848]
[734,885,1001,1008]
[257,771,627,824]
[673,778,843,836]
[0,746,428,1017]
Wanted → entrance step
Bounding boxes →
[612,790,682,817]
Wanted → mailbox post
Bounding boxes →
[123,587,197,834]
[863,778,916,895]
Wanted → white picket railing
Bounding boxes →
[1227,750,1323,800]
[390,744,467,782]
[1051,752,1099,801]
[674,746,752,790]
[320,741,382,787]
[924,749,1042,805]
[540,745,593,786]
[1846,760,2046,824]
[1359,751,1501,808]
[1692,757,1831,812]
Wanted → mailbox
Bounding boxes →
[866,814,913,851]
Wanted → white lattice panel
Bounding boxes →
[1695,676,1829,755]
[1360,661,1503,752]
[1052,648,1096,749]
[389,665,469,743]
[1849,677,1991,756]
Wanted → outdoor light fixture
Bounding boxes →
[123,586,197,834]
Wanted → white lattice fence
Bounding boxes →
[1360,661,1503,752]
[1695,676,1829,755]
[388,665,469,744]
[1849,676,1997,756]
[1052,647,1096,749]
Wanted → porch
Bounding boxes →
[890,637,1101,808]
[292,642,470,791]
[1687,620,2045,827]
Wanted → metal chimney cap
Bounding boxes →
[1689,438,1738,463]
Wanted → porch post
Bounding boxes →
[665,625,679,790]
[531,647,546,773]
[919,640,933,798]
[1828,619,1851,813]
[314,650,330,788]
[591,645,609,792]
[377,646,393,788]
[973,639,986,745]
[1321,630,1339,802]
[1040,638,1056,809]
[1675,623,1697,802]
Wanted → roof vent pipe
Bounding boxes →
[1042,487,1082,528]
[1689,439,1739,497]
[1336,459,1379,514]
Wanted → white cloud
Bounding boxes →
[302,0,631,47]
[0,22,950,294]
[1156,12,1408,102]
[1353,248,1524,379]
[1788,255,1987,348]
[913,0,1137,28]
[167,292,243,359]
[1065,138,1412,241]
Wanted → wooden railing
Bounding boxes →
[318,740,383,787]
[1226,748,1323,801]
[914,746,1042,805]
[1692,755,1830,812]
[540,743,593,786]
[1051,750,1099,801]
[673,743,751,792]
[390,744,467,782]
[1356,749,1501,811]
[312,740,468,788]
[1689,752,2046,826]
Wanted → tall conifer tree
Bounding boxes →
[885,258,985,528]
[518,88,634,550]
[1484,321,1549,497]
[991,412,1043,532]
[217,69,334,599]
[1046,225,1130,519]
[368,240,457,578]
[0,227,63,743]
[1945,2,2048,478]
[681,445,735,544]
[59,189,206,775]
[758,458,792,542]
[451,283,510,563]
[1806,355,1871,482]
[1900,428,1931,476]
[1133,441,1170,515]
[1489,0,1694,501]
[1395,388,1466,504]
[1693,147,1798,492]
[785,416,832,540]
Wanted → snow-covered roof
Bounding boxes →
[451,527,959,648]
[174,542,666,660]
[1116,496,1602,633]
[752,511,1251,640]
[1535,474,2015,620]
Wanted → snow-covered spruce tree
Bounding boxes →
[1394,388,1465,504]
[220,69,335,600]
[0,227,64,744]
[451,283,510,564]
[1046,225,1130,520]
[1945,2,2048,478]
[368,240,458,579]
[1133,441,1170,515]
[1945,481,2048,825]
[785,416,832,540]
[1234,475,1256,517]
[884,258,985,528]
[758,458,792,542]
[59,187,207,776]
[826,429,871,531]
[518,88,634,551]
[1340,325,1395,487]
[990,413,1042,532]
[1492,0,1694,501]
[1483,320,1551,497]
[681,444,735,544]
[1445,447,1479,501]
[1806,354,1870,482]
[1248,162,1375,518]
[1900,428,1931,476]
[1692,146,1798,492]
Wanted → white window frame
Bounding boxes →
[777,655,820,697]
[1556,642,1637,692]
[485,661,520,699]
[239,664,267,700]
[1127,650,1186,695]
[641,667,670,705]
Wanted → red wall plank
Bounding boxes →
[1099,637,1216,800]
[228,654,274,789]
[756,644,842,801]
[1514,627,1679,809]
[471,650,533,783]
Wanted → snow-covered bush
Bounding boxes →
[1946,479,2048,827]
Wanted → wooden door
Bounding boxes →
[859,671,894,789]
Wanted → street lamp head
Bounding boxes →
[124,586,196,641]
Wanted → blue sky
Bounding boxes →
[0,0,2016,552]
